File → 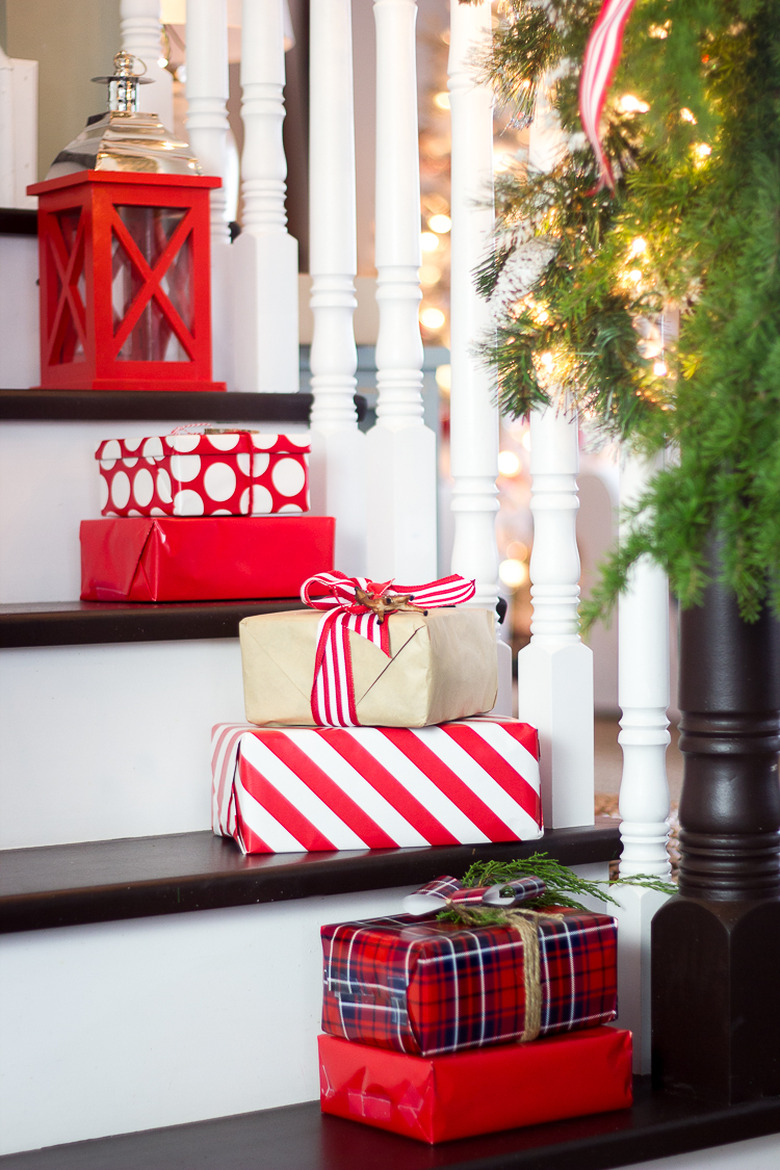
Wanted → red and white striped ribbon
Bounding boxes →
[300,572,476,726]
[578,0,637,191]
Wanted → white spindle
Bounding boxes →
[185,0,232,389]
[514,80,594,824]
[232,0,299,393]
[516,406,595,827]
[119,0,173,129]
[365,0,437,581]
[612,450,672,1074]
[447,0,511,714]
[618,452,672,878]
[307,0,367,573]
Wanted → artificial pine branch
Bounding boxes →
[473,0,780,624]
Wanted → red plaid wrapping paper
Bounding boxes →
[321,907,617,1056]
[319,1027,633,1143]
[211,718,542,853]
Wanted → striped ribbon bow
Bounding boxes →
[579,0,637,191]
[300,571,476,727]
[402,874,547,917]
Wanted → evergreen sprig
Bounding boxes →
[435,853,675,923]
[468,0,780,624]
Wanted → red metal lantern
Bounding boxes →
[27,51,225,392]
[29,170,224,391]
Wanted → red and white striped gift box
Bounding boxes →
[211,718,543,854]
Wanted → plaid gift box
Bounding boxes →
[321,903,617,1056]
[319,1027,633,1143]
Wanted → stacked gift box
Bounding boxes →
[206,569,632,1142]
[211,570,544,852]
[80,429,335,601]
[318,872,632,1142]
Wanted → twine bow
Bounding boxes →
[403,874,561,1044]
[300,572,476,727]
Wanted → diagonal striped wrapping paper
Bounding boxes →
[211,717,543,854]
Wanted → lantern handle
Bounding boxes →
[91,51,153,114]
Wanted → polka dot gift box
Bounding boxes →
[96,430,310,518]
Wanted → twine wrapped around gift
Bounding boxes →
[300,572,476,727]
[403,874,564,1044]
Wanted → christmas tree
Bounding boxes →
[468,0,780,624]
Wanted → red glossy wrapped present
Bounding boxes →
[96,431,310,517]
[318,1027,633,1143]
[321,903,617,1055]
[80,515,334,602]
[211,718,542,853]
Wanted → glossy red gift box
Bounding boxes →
[318,1027,633,1143]
[80,515,335,602]
[321,906,617,1056]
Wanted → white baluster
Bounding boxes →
[365,0,437,581]
[515,78,594,825]
[232,0,299,393]
[516,406,595,827]
[447,0,511,714]
[612,449,672,1074]
[120,0,173,129]
[185,0,232,389]
[0,46,36,209]
[307,0,367,573]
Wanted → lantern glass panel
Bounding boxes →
[52,207,87,363]
[111,205,195,362]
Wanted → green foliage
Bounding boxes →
[434,853,676,924]
[475,0,780,622]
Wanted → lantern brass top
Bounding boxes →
[46,51,202,179]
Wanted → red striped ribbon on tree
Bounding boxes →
[300,571,476,726]
[578,0,637,191]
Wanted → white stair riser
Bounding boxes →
[0,885,415,1155]
[0,639,246,848]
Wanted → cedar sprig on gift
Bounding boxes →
[440,853,675,920]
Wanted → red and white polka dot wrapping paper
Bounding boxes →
[96,431,310,517]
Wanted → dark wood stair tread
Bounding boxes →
[0,1077,777,1169]
[0,822,620,933]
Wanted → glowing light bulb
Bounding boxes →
[680,108,697,124]
[433,91,450,111]
[653,359,668,377]
[628,268,643,284]
[421,231,440,253]
[629,237,647,257]
[428,213,452,234]
[693,142,712,159]
[539,351,554,370]
[499,558,529,589]
[419,263,442,287]
[435,364,452,392]
[498,450,522,478]
[420,306,446,331]
[619,94,649,114]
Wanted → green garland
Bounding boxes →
[464,0,780,625]
[436,853,675,924]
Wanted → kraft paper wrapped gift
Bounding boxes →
[320,897,617,1055]
[318,1027,633,1143]
[211,717,542,853]
[96,430,310,517]
[239,606,498,727]
[80,515,334,602]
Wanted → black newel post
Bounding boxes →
[651,551,780,1104]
